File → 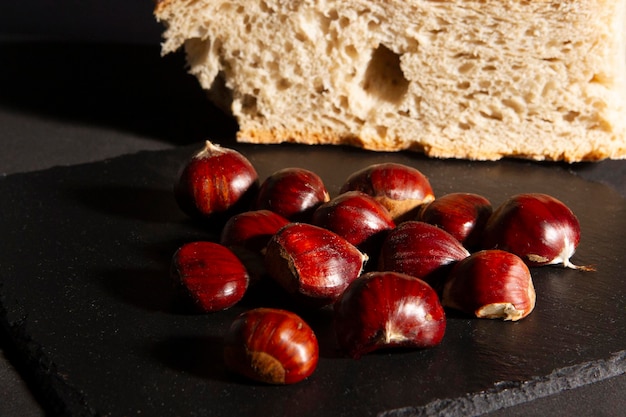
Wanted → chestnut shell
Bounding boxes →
[264,223,367,305]
[174,141,259,223]
[311,190,395,257]
[418,192,492,250]
[255,167,330,222]
[170,241,249,312]
[340,163,434,221]
[223,308,319,384]
[334,271,446,358]
[481,193,582,268]
[378,221,470,291]
[442,250,536,321]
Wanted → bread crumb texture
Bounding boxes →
[155,0,626,161]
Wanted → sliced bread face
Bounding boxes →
[156,0,626,162]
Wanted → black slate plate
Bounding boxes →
[1,143,626,417]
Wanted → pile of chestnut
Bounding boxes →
[170,140,591,385]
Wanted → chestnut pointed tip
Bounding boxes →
[562,259,596,272]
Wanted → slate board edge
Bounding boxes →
[381,350,626,417]
[0,300,96,417]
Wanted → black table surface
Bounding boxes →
[2,2,626,416]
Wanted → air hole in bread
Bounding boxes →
[345,44,358,60]
[563,111,580,122]
[368,19,381,31]
[240,94,258,115]
[259,0,272,13]
[361,44,409,103]
[480,108,503,121]
[277,78,292,90]
[590,73,609,85]
[458,62,475,74]
[502,98,526,115]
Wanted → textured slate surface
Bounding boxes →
[1,143,625,417]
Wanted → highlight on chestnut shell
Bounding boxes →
[170,241,250,312]
[442,250,536,321]
[481,193,592,270]
[334,271,446,359]
[223,308,319,384]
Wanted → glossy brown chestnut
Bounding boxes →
[418,192,492,250]
[174,140,259,221]
[311,191,395,257]
[255,167,330,222]
[442,250,536,321]
[481,193,589,269]
[334,271,446,359]
[378,221,469,290]
[264,223,368,306]
[340,163,435,221]
[171,241,249,312]
[224,308,319,384]
[220,210,290,253]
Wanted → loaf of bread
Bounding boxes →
[155,0,626,162]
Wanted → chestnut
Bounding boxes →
[334,271,446,359]
[219,209,291,283]
[441,250,536,321]
[264,223,368,306]
[418,192,492,250]
[255,167,330,222]
[220,209,290,254]
[311,191,395,258]
[224,307,319,384]
[174,140,259,222]
[340,163,434,221]
[481,193,590,269]
[378,221,470,291]
[171,241,249,312]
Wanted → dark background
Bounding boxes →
[1,2,625,416]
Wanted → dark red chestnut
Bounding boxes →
[255,167,330,222]
[418,192,492,250]
[442,250,536,321]
[481,193,590,269]
[334,271,446,359]
[220,210,290,253]
[311,191,395,257]
[378,221,470,291]
[264,223,368,305]
[224,308,319,384]
[171,241,249,312]
[174,140,259,221]
[340,163,435,221]
[219,210,291,282]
